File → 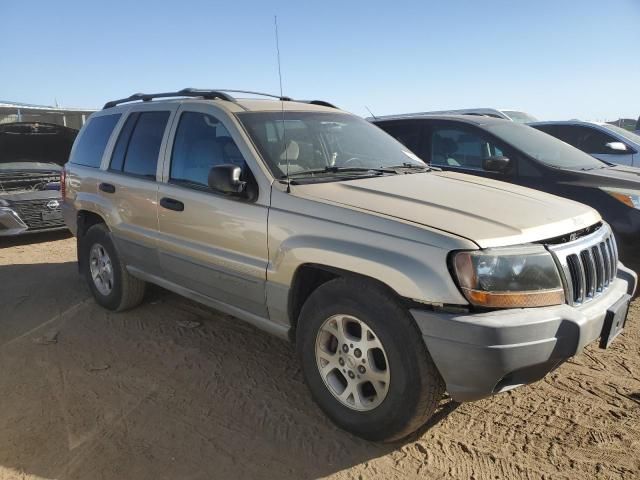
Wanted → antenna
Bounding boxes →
[274,15,291,193]
[365,106,377,120]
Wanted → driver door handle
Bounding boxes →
[160,197,185,212]
[99,182,116,194]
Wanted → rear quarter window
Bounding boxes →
[70,114,121,168]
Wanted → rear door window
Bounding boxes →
[70,114,121,168]
[109,111,170,179]
[534,125,577,146]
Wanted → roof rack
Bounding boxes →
[103,88,236,109]
[103,88,337,110]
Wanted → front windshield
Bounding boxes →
[238,111,426,178]
[487,122,606,169]
[501,110,538,123]
[601,124,640,144]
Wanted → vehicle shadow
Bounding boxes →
[0,229,72,248]
[0,261,459,480]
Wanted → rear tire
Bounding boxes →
[296,277,444,442]
[81,224,146,311]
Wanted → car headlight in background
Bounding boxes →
[601,188,640,210]
[0,199,9,207]
[453,245,565,308]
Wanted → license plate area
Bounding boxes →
[41,210,62,221]
[600,294,631,349]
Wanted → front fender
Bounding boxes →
[265,201,474,327]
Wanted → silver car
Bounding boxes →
[386,108,538,123]
[531,120,640,167]
[62,89,637,442]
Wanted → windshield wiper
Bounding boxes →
[283,166,396,178]
[386,162,433,171]
[580,165,608,171]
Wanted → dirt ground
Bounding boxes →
[0,233,638,480]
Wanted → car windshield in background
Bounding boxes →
[601,124,640,144]
[502,110,538,123]
[487,122,606,170]
[238,111,426,179]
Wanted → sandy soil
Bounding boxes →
[0,233,638,480]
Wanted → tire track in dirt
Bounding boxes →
[1,236,639,480]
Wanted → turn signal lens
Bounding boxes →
[464,288,565,308]
[601,188,640,210]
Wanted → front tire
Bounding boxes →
[296,277,444,442]
[81,224,146,311]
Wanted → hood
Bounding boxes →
[567,165,640,189]
[0,122,77,168]
[295,171,600,248]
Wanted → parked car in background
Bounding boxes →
[372,114,640,274]
[0,122,78,236]
[387,108,538,123]
[62,89,636,441]
[530,120,640,167]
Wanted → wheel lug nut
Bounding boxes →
[342,344,349,353]
[348,371,355,379]
[354,348,362,358]
[339,358,345,366]
[358,365,366,374]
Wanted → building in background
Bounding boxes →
[0,100,95,130]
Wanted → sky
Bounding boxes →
[2,0,639,121]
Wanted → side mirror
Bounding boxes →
[208,164,246,194]
[605,141,628,153]
[483,156,511,173]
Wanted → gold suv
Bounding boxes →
[62,89,637,441]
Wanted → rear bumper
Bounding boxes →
[411,264,637,402]
[62,202,77,236]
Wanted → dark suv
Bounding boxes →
[372,114,640,274]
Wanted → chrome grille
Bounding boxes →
[547,223,618,306]
[11,199,64,231]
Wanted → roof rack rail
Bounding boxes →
[103,88,236,109]
[214,89,292,101]
[102,88,337,110]
[297,100,338,109]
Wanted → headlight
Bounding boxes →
[601,188,640,210]
[452,245,565,308]
[0,199,9,207]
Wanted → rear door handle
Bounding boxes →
[160,197,185,212]
[99,182,116,194]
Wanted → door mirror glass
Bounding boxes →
[208,164,246,194]
[483,155,511,173]
[605,141,628,153]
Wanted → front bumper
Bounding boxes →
[0,194,66,237]
[411,264,637,402]
[0,207,29,236]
